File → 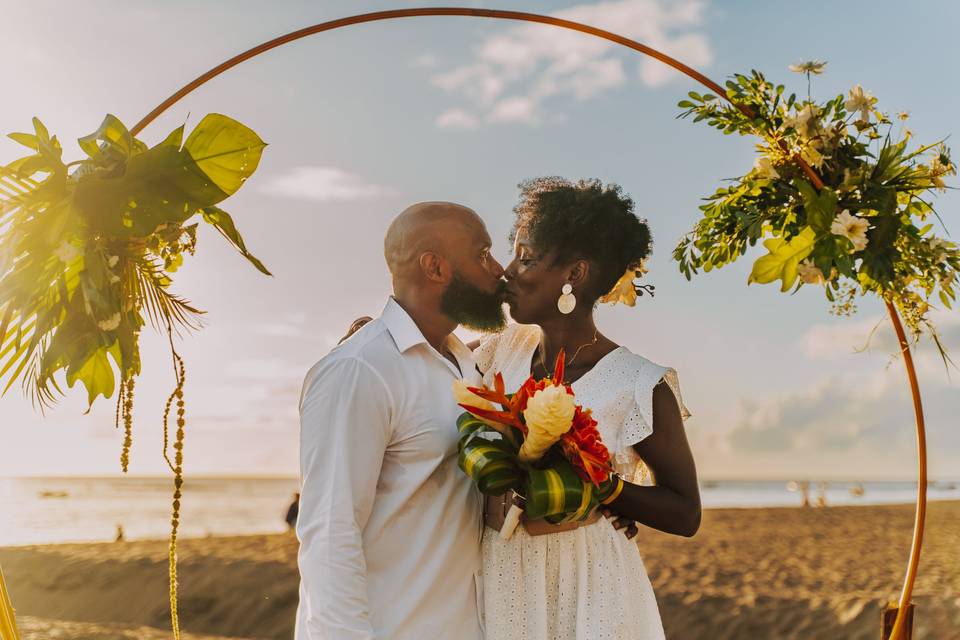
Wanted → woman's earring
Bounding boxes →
[557,283,577,314]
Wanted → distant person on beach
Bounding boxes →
[285,493,299,530]
[816,481,829,507]
[114,524,124,543]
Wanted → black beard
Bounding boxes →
[440,274,507,332]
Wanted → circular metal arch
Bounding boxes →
[128,9,926,639]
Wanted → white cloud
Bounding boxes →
[799,310,960,369]
[488,96,540,125]
[259,166,393,202]
[436,108,481,129]
[425,0,713,128]
[410,53,440,69]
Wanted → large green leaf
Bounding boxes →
[748,226,817,292]
[183,113,266,198]
[794,179,837,233]
[73,115,265,237]
[65,344,115,408]
[77,114,137,160]
[201,206,271,276]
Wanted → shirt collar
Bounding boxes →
[381,297,428,353]
[380,297,478,380]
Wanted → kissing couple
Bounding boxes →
[295,177,700,640]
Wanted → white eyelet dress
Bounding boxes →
[474,323,691,640]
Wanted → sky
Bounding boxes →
[1,0,958,480]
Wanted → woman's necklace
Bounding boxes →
[536,329,599,380]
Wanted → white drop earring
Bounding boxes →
[557,283,576,314]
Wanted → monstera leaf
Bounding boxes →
[0,113,269,409]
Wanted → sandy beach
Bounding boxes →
[2,501,958,639]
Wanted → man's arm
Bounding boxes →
[297,357,393,639]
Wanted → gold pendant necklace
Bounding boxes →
[536,329,599,380]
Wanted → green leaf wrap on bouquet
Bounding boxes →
[525,457,618,523]
[456,412,523,496]
[456,411,618,523]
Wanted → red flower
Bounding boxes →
[560,407,613,486]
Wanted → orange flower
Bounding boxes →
[560,407,613,486]
[458,349,572,437]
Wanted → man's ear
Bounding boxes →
[419,251,449,284]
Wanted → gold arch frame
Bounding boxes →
[1,8,927,640]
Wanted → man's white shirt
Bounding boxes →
[295,297,484,640]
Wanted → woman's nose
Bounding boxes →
[489,256,505,279]
[503,258,518,280]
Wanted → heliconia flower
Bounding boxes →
[844,85,877,123]
[797,259,825,285]
[788,60,827,75]
[753,156,780,179]
[561,407,613,486]
[54,241,80,264]
[97,312,121,331]
[453,378,495,412]
[831,209,870,252]
[518,384,576,462]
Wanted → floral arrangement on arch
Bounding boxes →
[0,112,269,637]
[674,61,957,361]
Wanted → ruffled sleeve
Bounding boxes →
[621,361,691,450]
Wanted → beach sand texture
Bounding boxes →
[1,501,958,639]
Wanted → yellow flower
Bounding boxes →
[797,259,824,285]
[788,60,827,75]
[598,266,640,306]
[830,209,870,252]
[844,84,877,123]
[452,379,495,412]
[518,384,576,462]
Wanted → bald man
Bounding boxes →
[295,203,506,640]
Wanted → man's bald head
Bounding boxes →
[384,201,485,279]
[383,201,506,332]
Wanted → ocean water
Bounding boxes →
[0,476,957,547]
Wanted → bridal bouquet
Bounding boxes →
[453,350,622,526]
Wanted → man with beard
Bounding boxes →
[295,202,507,640]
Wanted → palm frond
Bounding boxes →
[133,260,204,333]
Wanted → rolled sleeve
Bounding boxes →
[296,356,393,639]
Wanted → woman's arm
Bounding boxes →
[603,380,702,537]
